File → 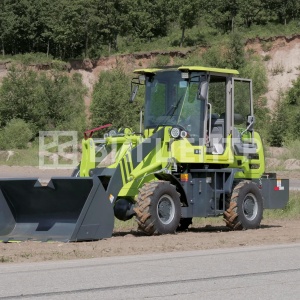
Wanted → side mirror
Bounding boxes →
[246,115,255,132]
[198,81,208,101]
[129,85,139,103]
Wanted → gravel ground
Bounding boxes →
[0,166,299,264]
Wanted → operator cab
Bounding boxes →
[131,67,255,155]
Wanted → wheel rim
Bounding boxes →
[242,193,258,221]
[157,195,175,225]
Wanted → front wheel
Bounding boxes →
[134,181,181,235]
[224,181,263,230]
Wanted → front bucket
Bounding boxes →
[0,177,114,242]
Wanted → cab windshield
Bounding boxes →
[144,70,205,143]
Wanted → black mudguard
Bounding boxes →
[260,178,289,209]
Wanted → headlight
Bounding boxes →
[170,127,181,139]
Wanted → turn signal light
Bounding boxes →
[180,174,189,182]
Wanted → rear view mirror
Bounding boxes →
[247,115,255,132]
[198,81,208,101]
[129,85,139,103]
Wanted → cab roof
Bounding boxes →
[134,66,239,75]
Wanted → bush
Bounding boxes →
[201,45,227,68]
[155,55,170,67]
[13,52,53,65]
[0,66,87,136]
[239,58,270,139]
[0,119,33,149]
[225,32,245,69]
[268,76,300,146]
[91,66,143,132]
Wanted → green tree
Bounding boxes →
[268,93,286,146]
[267,0,300,25]
[124,0,170,42]
[226,32,245,69]
[97,0,123,54]
[170,1,200,47]
[202,0,240,33]
[268,77,300,146]
[0,0,18,55]
[240,58,269,138]
[0,66,86,134]
[238,0,266,27]
[91,66,142,131]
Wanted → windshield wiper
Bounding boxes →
[153,95,183,133]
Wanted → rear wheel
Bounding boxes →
[134,180,181,235]
[224,181,263,230]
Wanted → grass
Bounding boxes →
[0,148,39,166]
[261,41,273,52]
[270,62,285,75]
[263,54,272,61]
[0,137,81,167]
[279,140,300,161]
[0,52,70,71]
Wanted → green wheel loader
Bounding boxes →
[0,66,289,242]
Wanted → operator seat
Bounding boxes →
[207,113,224,154]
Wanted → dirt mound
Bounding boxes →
[284,159,300,170]
[265,157,281,169]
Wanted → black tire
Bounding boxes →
[177,218,193,231]
[224,181,263,230]
[134,180,181,235]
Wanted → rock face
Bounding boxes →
[246,35,300,110]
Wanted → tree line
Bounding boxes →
[0,65,86,149]
[1,0,299,59]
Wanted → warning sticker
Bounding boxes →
[274,179,284,191]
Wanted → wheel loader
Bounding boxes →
[0,66,289,242]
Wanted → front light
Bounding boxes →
[170,127,181,139]
[180,130,187,138]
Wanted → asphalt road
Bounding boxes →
[0,243,300,300]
